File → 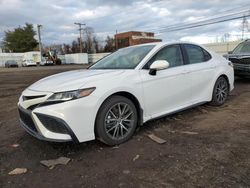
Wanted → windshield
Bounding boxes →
[233,42,250,54]
[90,45,155,69]
[7,60,16,64]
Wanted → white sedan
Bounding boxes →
[18,42,234,145]
[22,59,37,67]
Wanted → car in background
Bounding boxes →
[18,42,234,146]
[40,60,54,66]
[22,59,37,67]
[5,60,18,68]
[224,39,250,78]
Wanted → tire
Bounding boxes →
[210,76,229,106]
[95,95,138,146]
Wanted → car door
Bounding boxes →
[140,44,192,119]
[182,44,217,103]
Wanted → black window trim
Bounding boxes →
[181,43,212,65]
[142,44,185,69]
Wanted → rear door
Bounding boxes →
[181,44,217,103]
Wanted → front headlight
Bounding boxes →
[47,87,96,102]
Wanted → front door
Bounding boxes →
[140,44,192,119]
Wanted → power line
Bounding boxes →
[157,11,250,33]
[157,10,250,32]
[138,9,250,33]
[133,4,250,32]
[94,4,250,35]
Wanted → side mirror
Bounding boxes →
[228,51,232,54]
[149,60,169,75]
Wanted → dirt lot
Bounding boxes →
[0,65,250,188]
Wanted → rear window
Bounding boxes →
[184,44,211,64]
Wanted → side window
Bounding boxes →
[184,44,211,64]
[145,45,184,69]
[203,49,212,61]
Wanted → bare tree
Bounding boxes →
[63,44,72,54]
[93,36,101,53]
[71,40,80,53]
[104,36,116,52]
[69,26,103,53]
[83,27,95,53]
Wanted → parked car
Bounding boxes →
[42,60,54,66]
[5,60,18,68]
[224,39,250,78]
[22,59,37,67]
[18,42,234,145]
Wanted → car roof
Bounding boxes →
[126,41,202,48]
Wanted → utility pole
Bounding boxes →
[37,24,43,63]
[115,30,118,50]
[74,22,86,53]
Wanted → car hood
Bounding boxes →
[227,53,250,59]
[28,69,124,92]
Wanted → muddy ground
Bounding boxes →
[0,65,250,188]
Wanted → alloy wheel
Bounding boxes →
[215,78,228,103]
[104,102,134,140]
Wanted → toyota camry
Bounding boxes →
[18,42,234,145]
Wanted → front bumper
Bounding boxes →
[233,63,250,76]
[18,89,99,143]
[18,105,78,143]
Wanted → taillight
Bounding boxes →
[228,62,234,68]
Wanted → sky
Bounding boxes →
[0,0,250,46]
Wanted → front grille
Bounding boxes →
[36,113,68,134]
[27,104,41,111]
[233,63,250,70]
[22,95,46,101]
[18,108,37,132]
[229,57,250,65]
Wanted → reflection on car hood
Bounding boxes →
[28,69,124,92]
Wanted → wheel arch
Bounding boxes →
[111,91,143,126]
[94,91,144,137]
[217,74,230,89]
[207,73,231,102]
[210,73,230,98]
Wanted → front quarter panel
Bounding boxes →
[90,70,145,112]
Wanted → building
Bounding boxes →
[115,31,162,49]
